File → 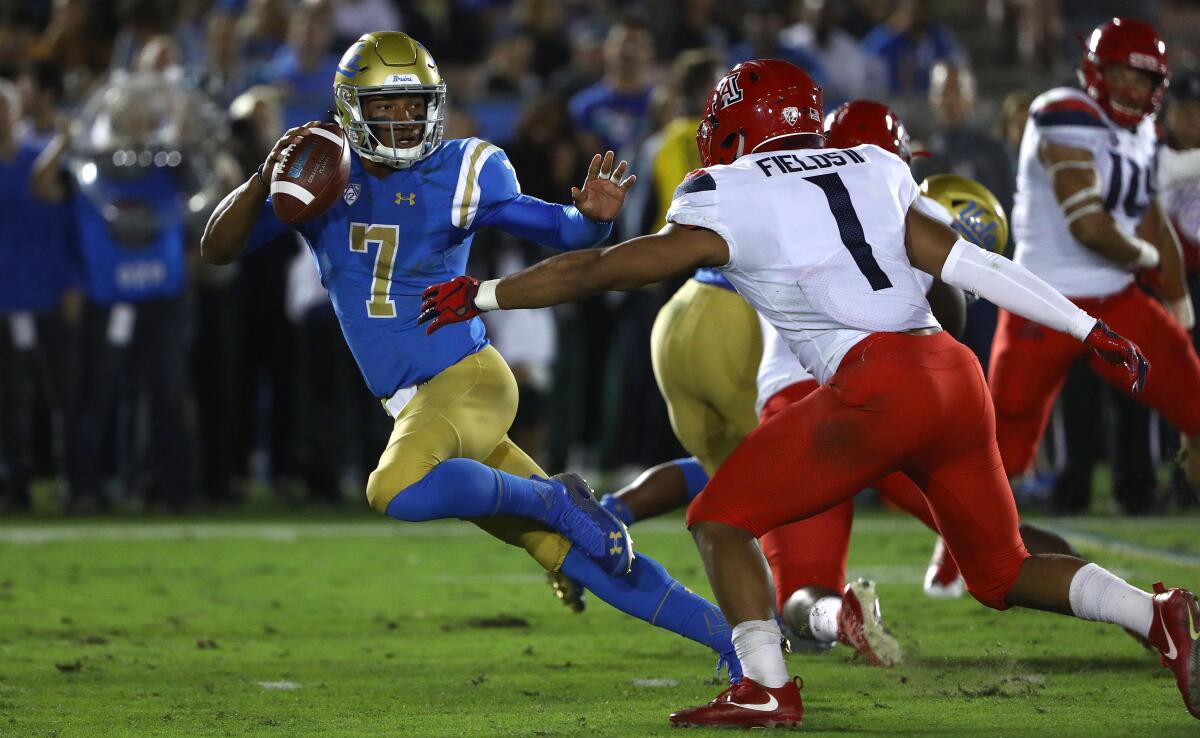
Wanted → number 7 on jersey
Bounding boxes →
[349,223,399,318]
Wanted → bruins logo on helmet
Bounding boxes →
[334,32,447,169]
[919,174,1009,253]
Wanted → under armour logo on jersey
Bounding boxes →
[716,73,743,109]
[395,192,416,206]
[343,183,361,206]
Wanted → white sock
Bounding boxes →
[808,596,842,643]
[731,619,789,688]
[1068,563,1153,637]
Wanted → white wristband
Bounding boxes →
[475,279,500,311]
[1130,237,1160,269]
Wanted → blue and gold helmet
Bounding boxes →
[919,174,1009,253]
[333,32,446,169]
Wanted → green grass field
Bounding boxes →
[1,511,1198,737]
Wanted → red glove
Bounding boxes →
[1085,320,1150,393]
[419,275,482,335]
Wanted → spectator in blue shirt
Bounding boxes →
[32,72,198,513]
[0,74,80,512]
[569,16,656,156]
[861,0,965,95]
[264,0,339,129]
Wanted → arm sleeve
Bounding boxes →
[245,198,291,256]
[476,193,612,250]
[470,144,611,250]
[940,238,1096,340]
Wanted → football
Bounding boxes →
[270,123,351,225]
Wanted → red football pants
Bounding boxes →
[989,284,1200,476]
[688,332,1029,610]
[755,380,939,612]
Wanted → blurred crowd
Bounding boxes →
[2,0,1200,515]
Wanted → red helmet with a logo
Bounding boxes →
[823,100,913,162]
[696,59,824,167]
[1078,17,1168,128]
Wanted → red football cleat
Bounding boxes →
[837,579,903,667]
[669,677,803,729]
[1147,582,1200,719]
[924,537,965,599]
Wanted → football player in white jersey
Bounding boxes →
[991,17,1200,489]
[419,60,1199,727]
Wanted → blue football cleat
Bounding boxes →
[548,473,635,577]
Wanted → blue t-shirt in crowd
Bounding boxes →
[569,81,652,154]
[74,167,187,304]
[861,23,964,94]
[0,135,80,312]
[267,49,343,129]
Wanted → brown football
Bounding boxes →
[270,123,352,225]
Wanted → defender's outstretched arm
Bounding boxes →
[418,224,728,333]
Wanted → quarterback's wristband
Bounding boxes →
[476,279,500,311]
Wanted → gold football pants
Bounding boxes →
[651,280,762,475]
[365,344,571,572]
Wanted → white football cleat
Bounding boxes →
[924,537,965,599]
[837,578,903,667]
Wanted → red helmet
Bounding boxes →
[1078,17,1168,128]
[696,59,824,167]
[823,100,913,162]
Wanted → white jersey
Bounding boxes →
[667,144,939,385]
[753,195,947,412]
[1012,87,1158,298]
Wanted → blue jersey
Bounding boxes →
[0,137,80,312]
[248,137,611,398]
[75,167,187,304]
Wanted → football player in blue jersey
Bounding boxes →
[201,31,741,680]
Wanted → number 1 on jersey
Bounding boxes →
[349,223,399,318]
[803,173,893,291]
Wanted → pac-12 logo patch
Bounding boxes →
[716,73,743,110]
[783,107,799,126]
[343,183,361,206]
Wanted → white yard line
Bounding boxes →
[0,518,1196,572]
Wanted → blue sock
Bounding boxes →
[674,457,709,501]
[560,547,736,674]
[384,457,559,523]
[600,495,636,526]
